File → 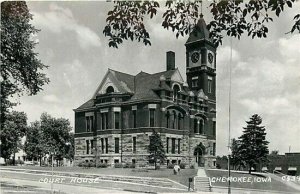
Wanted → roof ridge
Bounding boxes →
[151,68,177,75]
[109,68,135,77]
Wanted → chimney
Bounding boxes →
[166,51,175,71]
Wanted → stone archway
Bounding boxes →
[194,143,205,167]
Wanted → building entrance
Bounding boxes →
[194,143,205,167]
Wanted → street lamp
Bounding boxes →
[50,150,56,194]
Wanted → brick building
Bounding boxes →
[74,16,217,168]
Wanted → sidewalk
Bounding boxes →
[1,177,133,194]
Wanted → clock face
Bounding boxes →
[191,52,200,63]
[208,53,214,64]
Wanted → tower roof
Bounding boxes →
[185,15,212,44]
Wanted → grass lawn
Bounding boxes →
[206,169,299,193]
[0,165,197,187]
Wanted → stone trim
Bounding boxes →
[148,104,157,109]
[112,107,121,112]
[100,108,109,113]
[85,112,94,116]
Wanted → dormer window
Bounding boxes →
[172,84,180,101]
[106,86,114,93]
[192,76,198,88]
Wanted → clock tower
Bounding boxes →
[185,15,217,101]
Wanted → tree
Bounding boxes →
[0,111,27,164]
[269,150,279,156]
[148,130,167,170]
[40,113,73,166]
[238,114,269,174]
[24,113,74,166]
[1,1,49,124]
[103,0,300,48]
[230,138,246,170]
[24,121,45,166]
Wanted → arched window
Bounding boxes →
[200,119,204,134]
[106,86,114,93]
[173,84,180,101]
[194,118,198,134]
[178,114,182,130]
[166,111,170,128]
[172,111,177,129]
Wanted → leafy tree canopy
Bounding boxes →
[0,111,27,162]
[24,121,44,163]
[40,113,73,160]
[24,113,74,165]
[1,1,49,123]
[103,0,300,48]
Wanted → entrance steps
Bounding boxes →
[194,168,212,192]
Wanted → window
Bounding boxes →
[178,114,182,130]
[178,139,181,154]
[194,119,199,134]
[208,76,212,93]
[86,140,90,154]
[171,138,175,154]
[166,137,169,153]
[149,109,155,127]
[200,119,204,134]
[172,111,176,129]
[173,84,180,101]
[213,121,216,137]
[115,138,120,153]
[133,110,137,128]
[106,86,114,93]
[114,112,120,129]
[192,76,198,88]
[132,159,136,164]
[101,113,108,130]
[166,112,170,128]
[133,137,136,153]
[114,159,119,163]
[86,116,93,132]
[91,139,95,150]
[86,117,90,132]
[101,138,104,153]
[213,143,216,156]
[105,138,108,154]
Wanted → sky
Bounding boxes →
[14,1,300,156]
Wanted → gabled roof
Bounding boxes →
[131,69,178,100]
[110,69,135,92]
[186,15,212,44]
[75,68,186,110]
[76,99,94,110]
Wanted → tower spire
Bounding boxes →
[200,0,203,18]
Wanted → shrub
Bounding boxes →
[88,161,96,168]
[78,161,86,167]
[16,159,24,165]
[179,163,186,169]
[5,159,14,166]
[114,163,123,168]
[96,163,108,168]
[130,163,136,168]
[123,163,131,168]
[167,164,174,169]
[190,165,195,169]
[139,163,146,168]
[155,165,160,170]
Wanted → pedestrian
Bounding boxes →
[173,163,180,175]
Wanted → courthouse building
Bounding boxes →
[74,16,217,168]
